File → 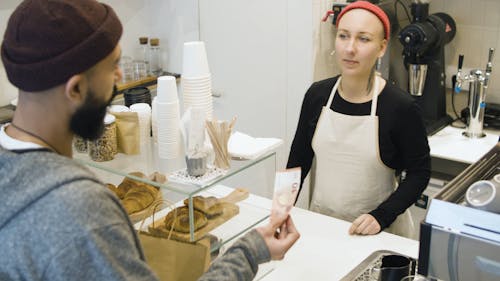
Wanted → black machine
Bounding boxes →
[398,1,457,134]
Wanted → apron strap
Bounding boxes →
[326,73,381,115]
[370,73,380,117]
[326,77,341,108]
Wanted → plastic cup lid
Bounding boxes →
[104,113,116,124]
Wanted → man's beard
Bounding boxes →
[70,86,118,140]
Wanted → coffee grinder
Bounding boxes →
[398,0,456,134]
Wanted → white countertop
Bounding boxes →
[135,184,418,281]
[428,126,499,164]
[194,185,419,281]
[259,206,418,281]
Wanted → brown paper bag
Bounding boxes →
[137,200,211,281]
[113,111,140,154]
[138,231,210,281]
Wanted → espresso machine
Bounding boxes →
[398,0,456,134]
[418,143,500,281]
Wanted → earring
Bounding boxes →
[330,50,336,56]
[376,57,382,71]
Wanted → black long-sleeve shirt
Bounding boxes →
[287,76,431,229]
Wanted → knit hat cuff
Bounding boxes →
[1,3,122,92]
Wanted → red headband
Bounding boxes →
[336,1,390,40]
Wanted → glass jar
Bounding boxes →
[149,38,162,76]
[73,135,88,153]
[88,114,117,162]
[137,37,150,74]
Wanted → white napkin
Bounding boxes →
[228,131,283,160]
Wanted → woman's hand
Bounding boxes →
[348,214,381,235]
[256,213,300,260]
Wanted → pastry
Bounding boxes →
[164,206,208,233]
[117,171,147,191]
[122,182,159,214]
[183,196,224,218]
[106,183,126,199]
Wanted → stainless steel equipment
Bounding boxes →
[340,250,417,281]
[455,48,496,138]
[398,0,456,134]
[418,143,500,281]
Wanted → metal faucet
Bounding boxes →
[455,48,495,138]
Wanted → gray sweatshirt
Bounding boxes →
[0,146,270,281]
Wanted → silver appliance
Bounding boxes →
[409,177,446,240]
[418,142,500,281]
[455,48,496,138]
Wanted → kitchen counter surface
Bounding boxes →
[258,206,418,281]
[198,185,419,281]
[428,125,499,164]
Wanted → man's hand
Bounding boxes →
[348,214,381,235]
[256,212,300,260]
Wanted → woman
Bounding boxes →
[287,1,430,238]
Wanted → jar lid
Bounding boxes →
[124,86,150,96]
[109,104,130,113]
[139,37,148,45]
[130,102,151,111]
[150,38,160,46]
[104,113,116,125]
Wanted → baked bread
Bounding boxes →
[164,206,208,233]
[107,171,148,200]
[106,183,127,199]
[122,182,159,214]
[183,196,224,218]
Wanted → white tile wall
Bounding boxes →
[431,0,500,103]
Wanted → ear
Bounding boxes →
[378,38,388,58]
[64,74,88,108]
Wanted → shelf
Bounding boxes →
[134,185,271,253]
[115,71,180,94]
[74,138,277,244]
[75,140,276,196]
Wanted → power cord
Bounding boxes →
[394,0,412,22]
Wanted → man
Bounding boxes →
[0,1,300,280]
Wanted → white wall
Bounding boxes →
[0,0,199,106]
[199,0,313,202]
[0,0,19,106]
[85,0,200,75]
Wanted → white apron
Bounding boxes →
[310,75,414,238]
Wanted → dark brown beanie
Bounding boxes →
[1,0,123,92]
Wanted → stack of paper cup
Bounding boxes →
[130,103,151,146]
[151,96,158,143]
[109,104,129,113]
[156,76,182,159]
[182,41,213,120]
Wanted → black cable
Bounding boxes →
[394,0,412,22]
[450,75,467,128]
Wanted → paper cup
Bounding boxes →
[182,41,210,77]
[157,76,179,103]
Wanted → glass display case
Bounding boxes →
[74,139,276,253]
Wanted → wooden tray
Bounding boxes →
[148,202,239,242]
[128,191,163,224]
